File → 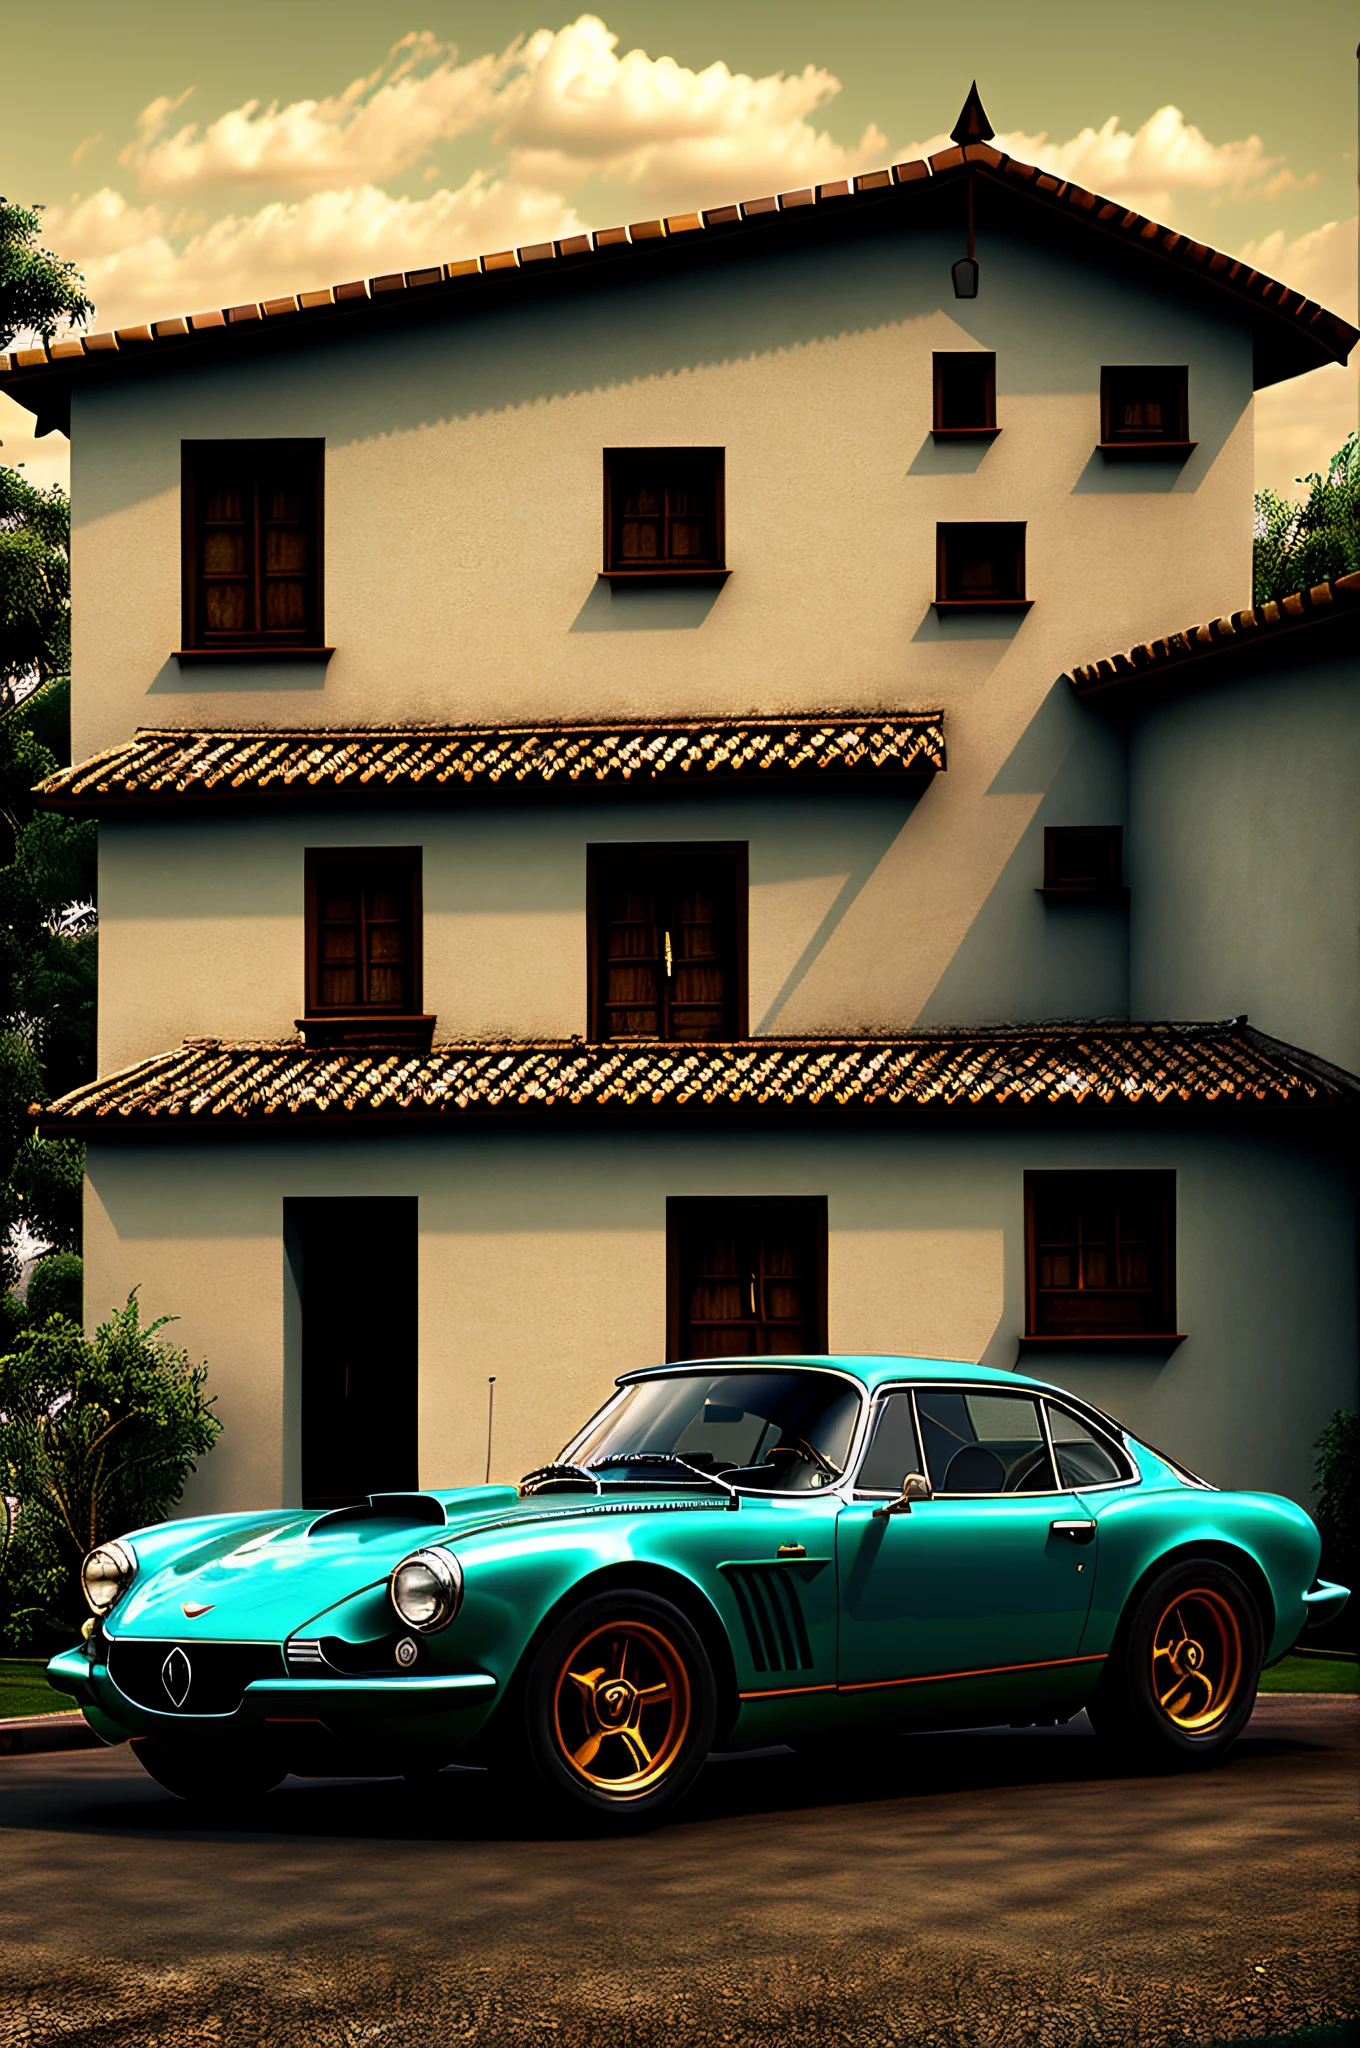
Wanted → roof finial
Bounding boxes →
[951,83,994,146]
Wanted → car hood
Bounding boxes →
[108,1485,534,1643]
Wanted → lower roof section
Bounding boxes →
[36,714,945,817]
[37,1022,1357,1140]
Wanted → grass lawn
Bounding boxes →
[0,1657,74,1720]
[1258,1654,1357,1694]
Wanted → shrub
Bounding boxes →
[24,1249,81,1327]
[0,1290,220,1647]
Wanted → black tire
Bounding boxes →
[130,1737,284,1805]
[515,1589,717,1827]
[1087,1558,1263,1768]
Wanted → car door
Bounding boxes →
[836,1385,1097,1692]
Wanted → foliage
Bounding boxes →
[0,199,93,351]
[0,677,95,1302]
[1253,433,1360,604]
[0,468,70,705]
[0,1293,220,1647]
[25,1251,81,1327]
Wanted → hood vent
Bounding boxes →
[307,1492,448,1537]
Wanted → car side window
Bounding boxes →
[1045,1402,1130,1487]
[916,1389,1059,1495]
[855,1391,923,1494]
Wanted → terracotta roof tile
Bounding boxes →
[4,138,1352,418]
[36,714,946,816]
[35,1023,1355,1137]
[1069,573,1360,712]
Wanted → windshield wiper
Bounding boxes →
[588,1453,735,1496]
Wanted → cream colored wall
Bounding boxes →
[1129,655,1360,1072]
[72,232,1252,1034]
[97,766,1136,1069]
[83,1125,1356,1520]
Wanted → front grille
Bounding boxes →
[722,1566,815,1675]
[107,1638,284,1715]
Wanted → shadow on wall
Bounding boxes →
[146,657,331,694]
[569,579,725,633]
[913,681,1130,1025]
[78,232,1249,526]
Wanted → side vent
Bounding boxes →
[721,1565,815,1674]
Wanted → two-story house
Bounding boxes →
[3,95,1356,1516]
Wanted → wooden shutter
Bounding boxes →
[306,849,421,1016]
[183,440,323,649]
[1025,1172,1175,1336]
[590,845,746,1041]
[668,1198,828,1360]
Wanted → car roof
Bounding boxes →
[626,1355,1050,1395]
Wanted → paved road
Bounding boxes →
[1,1697,1355,2048]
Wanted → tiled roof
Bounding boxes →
[1070,573,1360,714]
[35,715,945,815]
[35,1023,1357,1138]
[3,142,1353,433]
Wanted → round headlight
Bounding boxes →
[81,1539,137,1615]
[389,1547,462,1633]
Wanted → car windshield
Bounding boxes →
[562,1370,862,1493]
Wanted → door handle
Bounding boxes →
[1050,1519,1096,1545]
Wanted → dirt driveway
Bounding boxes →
[1,1696,1355,2047]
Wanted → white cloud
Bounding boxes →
[127,35,506,195]
[992,105,1313,216]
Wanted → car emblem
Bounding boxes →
[161,1646,192,1708]
[181,1602,213,1618]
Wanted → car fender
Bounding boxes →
[1081,1487,1321,1664]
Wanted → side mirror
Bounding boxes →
[873,1471,934,1520]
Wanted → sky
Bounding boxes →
[1,0,1355,496]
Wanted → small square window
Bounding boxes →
[933,352,997,435]
[603,449,725,577]
[1042,827,1124,895]
[1100,367,1191,455]
[1025,1172,1176,1339]
[936,522,1028,608]
[182,441,324,651]
[303,848,430,1047]
[589,843,746,1041]
[667,1196,828,1360]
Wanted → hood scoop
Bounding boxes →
[308,1492,448,1537]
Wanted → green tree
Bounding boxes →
[1312,1410,1358,1649]
[0,198,93,350]
[0,1293,220,1646]
[0,467,70,710]
[1254,432,1360,604]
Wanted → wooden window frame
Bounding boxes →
[587,842,748,1043]
[1098,367,1194,461]
[302,847,432,1049]
[602,448,727,582]
[666,1196,829,1364]
[932,351,998,439]
[1023,1171,1180,1346]
[180,439,329,660]
[1039,826,1128,904]
[935,521,1032,613]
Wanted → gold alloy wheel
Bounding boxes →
[551,1619,692,1798]
[1151,1587,1244,1732]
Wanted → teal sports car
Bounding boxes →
[48,1356,1348,1825]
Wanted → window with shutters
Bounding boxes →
[1099,367,1192,456]
[305,849,421,1018]
[588,844,746,1042]
[932,351,997,436]
[935,521,1029,609]
[602,449,725,578]
[182,440,324,652]
[1025,1172,1176,1338]
[667,1197,828,1361]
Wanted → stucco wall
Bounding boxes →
[82,1125,1356,1519]
[97,768,1134,1066]
[1129,655,1360,1071]
[72,229,1253,1044]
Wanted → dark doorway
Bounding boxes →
[285,1197,418,1508]
[667,1197,828,1360]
